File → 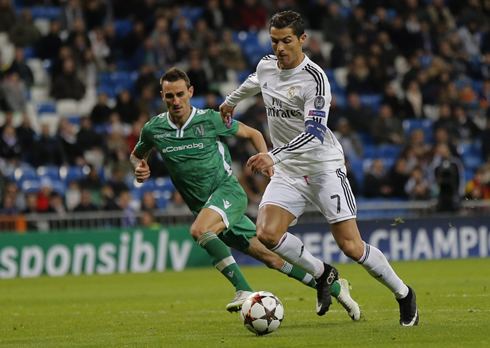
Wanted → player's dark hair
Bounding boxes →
[160,67,191,90]
[269,10,304,39]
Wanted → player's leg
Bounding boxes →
[256,174,339,316]
[330,219,418,325]
[314,166,418,325]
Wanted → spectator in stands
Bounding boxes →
[329,31,354,69]
[118,190,137,227]
[465,167,490,200]
[239,0,267,31]
[122,21,146,60]
[205,43,228,83]
[453,105,481,142]
[347,55,375,95]
[4,181,26,212]
[364,159,393,198]
[23,192,38,214]
[65,181,81,211]
[0,0,16,34]
[402,55,422,90]
[37,20,63,61]
[304,36,328,69]
[322,2,349,44]
[433,103,458,139]
[186,55,209,96]
[382,83,413,120]
[194,19,216,51]
[203,0,224,31]
[438,81,462,108]
[343,92,375,133]
[218,29,247,71]
[16,116,35,164]
[204,92,219,111]
[77,117,104,159]
[100,184,119,211]
[432,143,465,212]
[0,124,21,164]
[57,119,84,166]
[126,119,145,155]
[0,193,19,215]
[83,0,107,31]
[409,129,432,166]
[238,163,269,206]
[45,191,67,216]
[389,157,411,199]
[2,72,27,113]
[79,165,103,191]
[140,210,160,228]
[59,0,84,31]
[165,190,191,215]
[220,0,242,30]
[90,92,112,126]
[51,58,86,100]
[9,8,42,47]
[89,28,111,70]
[33,124,63,167]
[433,127,459,159]
[136,85,159,117]
[6,47,34,86]
[114,90,139,125]
[135,65,158,97]
[405,166,431,200]
[481,118,490,161]
[457,20,482,58]
[74,188,98,212]
[153,34,175,71]
[371,104,405,145]
[36,178,53,212]
[334,118,363,161]
[141,191,157,212]
[427,0,456,33]
[108,167,129,197]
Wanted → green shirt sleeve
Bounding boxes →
[134,122,154,154]
[210,110,239,137]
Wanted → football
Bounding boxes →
[240,291,284,336]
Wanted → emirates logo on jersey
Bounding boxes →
[286,86,295,99]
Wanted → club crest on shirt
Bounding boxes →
[314,96,325,109]
[286,86,296,99]
[192,124,205,137]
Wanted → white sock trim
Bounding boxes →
[215,256,235,271]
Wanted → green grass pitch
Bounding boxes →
[1,258,489,347]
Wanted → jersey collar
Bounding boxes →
[167,107,197,137]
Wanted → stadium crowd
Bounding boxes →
[1,0,490,229]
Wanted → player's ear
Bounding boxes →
[299,34,307,45]
[189,86,194,97]
[160,91,163,99]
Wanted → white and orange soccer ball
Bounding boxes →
[240,291,284,336]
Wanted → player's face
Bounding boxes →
[270,27,306,69]
[161,79,194,123]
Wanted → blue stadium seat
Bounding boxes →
[36,102,56,114]
[359,94,383,114]
[332,93,347,108]
[37,166,60,181]
[465,169,475,182]
[180,7,203,24]
[363,145,378,159]
[233,31,259,48]
[30,6,60,20]
[236,70,252,84]
[23,46,36,59]
[60,166,86,184]
[97,85,118,99]
[378,144,403,160]
[156,195,170,209]
[462,155,483,171]
[192,96,206,109]
[154,177,175,191]
[21,180,41,193]
[50,180,66,196]
[402,118,434,144]
[358,132,374,146]
[13,167,38,184]
[114,20,133,37]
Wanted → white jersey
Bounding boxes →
[225,54,345,177]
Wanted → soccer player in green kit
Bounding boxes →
[130,67,360,320]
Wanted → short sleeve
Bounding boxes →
[134,122,154,154]
[209,110,239,137]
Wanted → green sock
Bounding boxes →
[280,261,316,288]
[197,232,253,292]
[280,262,341,298]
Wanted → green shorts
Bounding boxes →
[202,179,257,254]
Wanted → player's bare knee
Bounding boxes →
[189,224,207,241]
[339,239,364,260]
[256,227,278,249]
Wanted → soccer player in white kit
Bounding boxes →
[219,11,419,326]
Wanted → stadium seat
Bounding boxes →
[236,70,252,84]
[21,180,41,193]
[30,6,61,20]
[23,46,36,59]
[13,166,38,184]
[332,93,347,108]
[358,132,374,146]
[378,144,403,160]
[56,99,79,117]
[359,94,383,114]
[37,166,60,181]
[192,96,206,109]
[233,31,259,48]
[36,101,57,114]
[50,180,66,196]
[60,166,86,184]
[180,7,203,24]
[462,155,483,171]
[154,177,175,191]
[363,145,378,159]
[402,118,434,144]
[114,20,133,37]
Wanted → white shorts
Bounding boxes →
[259,166,357,225]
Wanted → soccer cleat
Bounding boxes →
[336,278,361,321]
[396,286,419,326]
[226,290,253,313]
[315,263,339,316]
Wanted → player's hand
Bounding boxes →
[247,153,274,175]
[135,159,151,183]
[262,167,274,178]
[219,102,235,124]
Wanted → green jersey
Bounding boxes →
[135,107,240,213]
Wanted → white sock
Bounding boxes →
[271,232,324,278]
[358,243,409,299]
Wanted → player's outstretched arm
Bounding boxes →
[235,121,274,177]
[130,149,151,183]
[221,71,262,123]
[219,102,235,124]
